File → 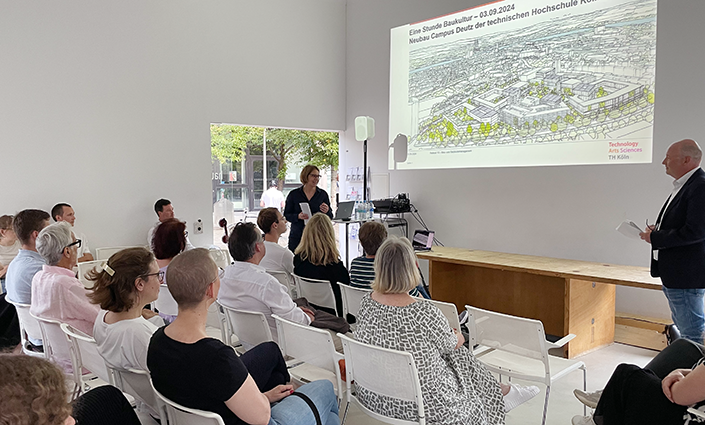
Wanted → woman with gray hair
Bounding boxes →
[353,236,539,425]
[29,222,99,336]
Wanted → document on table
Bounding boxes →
[299,202,312,224]
[616,220,643,240]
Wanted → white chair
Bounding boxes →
[337,333,425,425]
[95,246,140,261]
[31,314,86,399]
[107,365,159,418]
[688,407,705,419]
[272,314,344,404]
[426,298,461,332]
[466,305,586,425]
[150,377,226,425]
[266,269,296,298]
[76,259,104,288]
[61,323,111,384]
[293,274,338,316]
[339,283,371,319]
[209,248,231,269]
[218,303,272,352]
[154,284,179,318]
[6,300,44,357]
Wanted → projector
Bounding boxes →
[373,194,411,213]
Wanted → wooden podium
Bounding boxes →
[416,247,662,358]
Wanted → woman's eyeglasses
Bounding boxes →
[141,270,165,283]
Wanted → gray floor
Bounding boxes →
[340,343,657,425]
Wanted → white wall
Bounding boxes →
[342,0,705,318]
[0,0,346,249]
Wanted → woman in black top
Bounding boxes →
[293,213,350,317]
[147,248,339,425]
[284,165,333,252]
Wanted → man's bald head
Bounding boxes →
[663,139,702,179]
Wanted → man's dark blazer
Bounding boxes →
[650,168,705,289]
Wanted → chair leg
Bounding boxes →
[541,385,551,425]
[341,401,350,425]
[582,366,587,416]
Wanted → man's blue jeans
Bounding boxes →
[269,380,339,425]
[662,286,705,344]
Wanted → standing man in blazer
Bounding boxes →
[640,139,705,343]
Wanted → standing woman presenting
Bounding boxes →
[284,165,333,252]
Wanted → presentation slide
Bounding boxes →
[389,0,657,170]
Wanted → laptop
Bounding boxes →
[412,229,435,251]
[333,201,355,221]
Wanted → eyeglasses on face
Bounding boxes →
[309,174,321,179]
[65,239,82,250]
[141,270,165,283]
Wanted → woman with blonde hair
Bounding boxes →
[0,215,20,293]
[0,354,140,425]
[283,164,333,252]
[293,213,349,317]
[0,355,74,425]
[353,237,539,424]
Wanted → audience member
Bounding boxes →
[0,215,20,293]
[147,248,339,425]
[89,247,164,371]
[354,237,539,424]
[147,199,195,250]
[0,354,75,425]
[572,338,705,425]
[284,165,333,252]
[293,213,349,317]
[219,222,314,346]
[31,222,99,336]
[51,203,94,262]
[260,180,285,210]
[257,208,294,277]
[349,221,420,298]
[5,209,50,306]
[151,218,187,323]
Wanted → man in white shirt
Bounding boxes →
[218,222,314,345]
[147,198,195,250]
[256,208,293,277]
[51,203,93,262]
[259,180,285,210]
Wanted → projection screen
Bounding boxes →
[388,0,657,170]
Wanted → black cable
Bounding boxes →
[408,203,444,246]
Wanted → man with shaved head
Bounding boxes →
[640,139,705,343]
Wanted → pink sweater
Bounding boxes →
[30,265,100,336]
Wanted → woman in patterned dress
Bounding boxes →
[354,237,539,425]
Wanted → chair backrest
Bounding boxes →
[95,246,139,261]
[266,269,295,298]
[150,378,226,425]
[218,303,272,351]
[272,314,343,399]
[209,248,231,270]
[154,284,179,316]
[293,274,337,314]
[427,299,460,331]
[32,314,73,366]
[32,314,82,397]
[76,260,104,289]
[339,283,372,318]
[466,306,548,362]
[338,333,425,424]
[61,323,111,383]
[7,300,43,355]
[107,366,159,416]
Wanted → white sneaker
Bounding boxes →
[571,415,596,425]
[573,389,602,409]
[503,384,540,412]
